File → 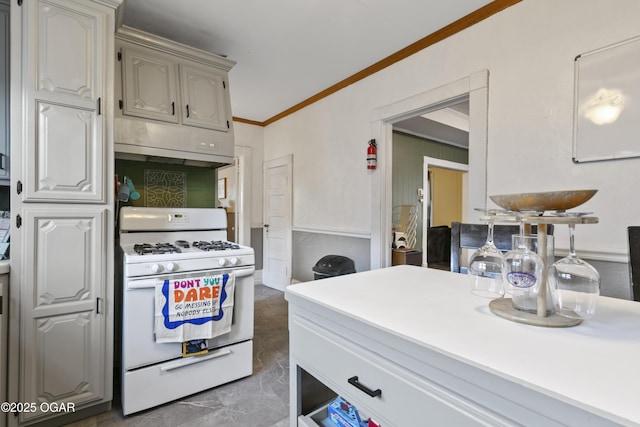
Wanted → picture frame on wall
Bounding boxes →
[217,178,227,199]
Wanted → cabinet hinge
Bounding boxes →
[119,100,123,110]
[117,51,121,61]
[16,214,21,229]
[227,120,230,129]
[16,180,22,194]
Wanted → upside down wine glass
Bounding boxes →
[548,223,600,319]
[503,220,545,313]
[469,219,505,298]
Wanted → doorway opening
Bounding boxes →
[422,158,469,268]
[370,70,489,269]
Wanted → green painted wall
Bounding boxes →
[392,130,468,251]
[115,159,218,208]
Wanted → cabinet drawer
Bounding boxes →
[298,403,334,427]
[122,340,252,415]
[291,316,509,427]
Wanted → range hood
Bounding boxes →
[114,116,234,168]
[113,25,236,169]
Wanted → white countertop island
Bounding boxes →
[286,265,640,426]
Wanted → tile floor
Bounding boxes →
[66,285,289,427]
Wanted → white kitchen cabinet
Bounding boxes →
[179,63,230,132]
[120,45,230,133]
[0,0,9,184]
[21,0,107,203]
[114,26,235,164]
[121,46,178,124]
[287,266,640,426]
[9,0,119,425]
[119,41,231,133]
[19,208,106,424]
[0,271,7,416]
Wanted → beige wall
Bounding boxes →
[430,167,462,227]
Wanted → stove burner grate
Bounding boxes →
[133,243,182,255]
[192,240,241,251]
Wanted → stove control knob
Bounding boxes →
[166,262,178,272]
[150,264,163,274]
[229,257,239,266]
[218,258,227,267]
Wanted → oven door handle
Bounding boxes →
[160,348,232,372]
[233,266,255,278]
[127,266,255,289]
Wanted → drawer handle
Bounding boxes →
[348,376,382,398]
[160,348,231,372]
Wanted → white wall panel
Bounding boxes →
[263,0,640,263]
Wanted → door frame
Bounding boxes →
[233,145,252,247]
[370,70,489,269]
[262,154,293,291]
[422,157,469,267]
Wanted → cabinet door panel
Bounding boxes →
[20,208,105,424]
[36,0,103,103]
[0,2,8,183]
[0,274,6,414]
[180,64,228,131]
[23,0,106,203]
[25,101,102,202]
[122,47,178,123]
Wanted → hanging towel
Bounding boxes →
[154,273,235,343]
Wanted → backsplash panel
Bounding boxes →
[144,169,187,207]
[116,159,217,208]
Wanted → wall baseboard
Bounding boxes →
[554,248,628,264]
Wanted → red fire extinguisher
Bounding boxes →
[367,139,377,170]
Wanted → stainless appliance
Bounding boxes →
[118,207,255,415]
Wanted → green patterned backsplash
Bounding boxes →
[115,159,217,208]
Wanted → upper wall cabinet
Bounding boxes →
[121,46,178,124]
[121,46,230,132]
[114,26,236,164]
[179,63,229,132]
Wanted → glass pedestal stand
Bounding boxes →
[480,213,599,327]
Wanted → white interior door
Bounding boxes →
[263,155,292,291]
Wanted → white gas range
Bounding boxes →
[118,207,255,415]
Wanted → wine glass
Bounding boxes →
[503,220,545,313]
[469,219,505,298]
[548,223,600,319]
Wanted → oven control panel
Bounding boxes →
[167,213,189,223]
[124,253,255,278]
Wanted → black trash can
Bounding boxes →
[312,255,356,280]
